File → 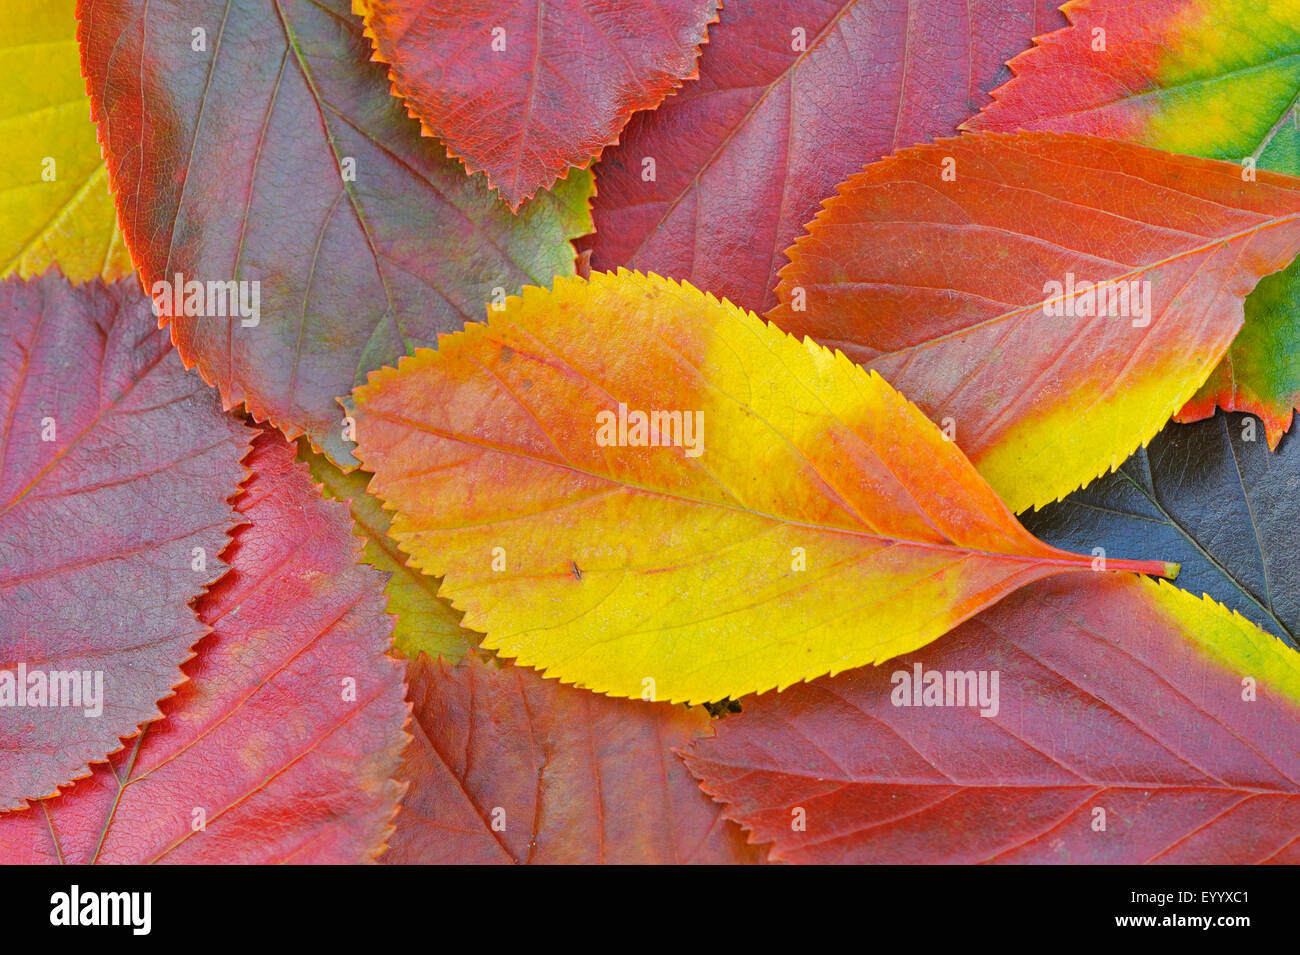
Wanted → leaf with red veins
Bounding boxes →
[385,654,763,864]
[0,273,251,812]
[0,431,409,864]
[685,573,1300,864]
[584,0,1067,312]
[355,0,721,209]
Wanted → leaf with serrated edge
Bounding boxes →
[299,439,477,662]
[386,653,761,863]
[351,269,1174,704]
[354,0,720,209]
[1024,411,1300,649]
[967,0,1300,447]
[685,573,1300,864]
[768,131,1300,512]
[0,431,409,864]
[77,0,593,466]
[0,0,131,283]
[0,274,250,812]
[585,0,1067,313]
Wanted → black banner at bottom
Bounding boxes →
[0,864,1276,943]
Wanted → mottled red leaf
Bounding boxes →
[685,574,1300,864]
[0,274,249,812]
[0,431,409,863]
[585,0,1067,312]
[356,0,720,209]
[77,0,593,465]
[386,654,761,864]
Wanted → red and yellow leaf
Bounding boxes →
[351,269,1173,704]
[0,431,409,863]
[967,0,1300,446]
[585,0,1067,312]
[0,274,250,812]
[768,132,1300,512]
[386,653,761,863]
[685,573,1300,864]
[355,0,720,209]
[77,0,593,465]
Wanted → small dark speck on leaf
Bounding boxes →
[570,560,582,581]
[703,698,743,718]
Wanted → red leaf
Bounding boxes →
[386,654,762,864]
[0,431,409,863]
[684,574,1300,864]
[77,0,594,465]
[357,0,721,208]
[585,0,1067,312]
[0,274,250,812]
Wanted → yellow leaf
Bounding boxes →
[352,270,1176,703]
[0,0,131,282]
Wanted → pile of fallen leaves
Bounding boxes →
[2,0,1299,864]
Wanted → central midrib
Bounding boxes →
[363,406,1137,574]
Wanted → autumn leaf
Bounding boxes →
[299,440,478,662]
[0,0,130,282]
[0,430,409,863]
[77,0,593,465]
[768,131,1300,513]
[386,653,761,863]
[1187,270,1300,446]
[351,269,1174,704]
[1024,411,1300,648]
[685,573,1300,863]
[584,0,1067,312]
[354,0,720,209]
[0,274,250,812]
[966,0,1300,446]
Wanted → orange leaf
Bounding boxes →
[769,132,1300,511]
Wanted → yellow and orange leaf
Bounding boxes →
[352,270,1174,704]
